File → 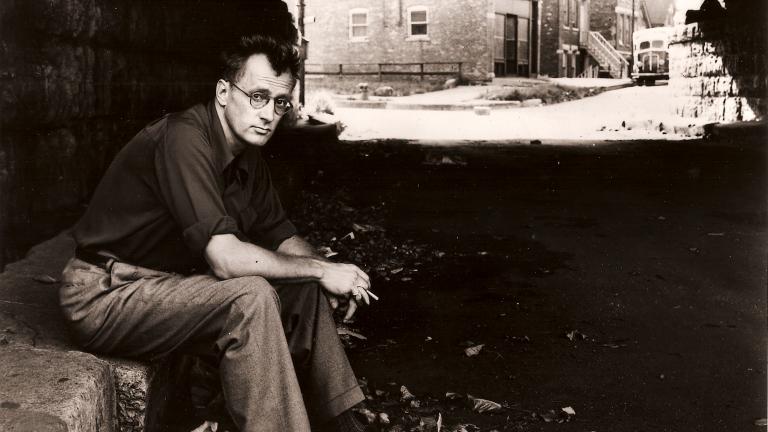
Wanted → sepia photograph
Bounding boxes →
[0,0,765,431]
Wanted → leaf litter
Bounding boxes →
[289,185,552,431]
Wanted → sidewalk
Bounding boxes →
[331,77,634,111]
[333,84,708,142]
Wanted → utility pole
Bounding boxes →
[297,0,306,105]
[630,0,635,75]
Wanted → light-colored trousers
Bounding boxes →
[59,258,364,431]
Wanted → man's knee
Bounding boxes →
[227,276,280,311]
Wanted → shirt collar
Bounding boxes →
[207,100,251,186]
[207,100,235,174]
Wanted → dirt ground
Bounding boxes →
[295,136,766,432]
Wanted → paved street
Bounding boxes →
[335,83,699,141]
[304,135,767,431]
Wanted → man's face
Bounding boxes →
[222,54,295,149]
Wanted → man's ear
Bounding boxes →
[215,79,229,106]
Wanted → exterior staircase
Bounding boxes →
[586,31,629,78]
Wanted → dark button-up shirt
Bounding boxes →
[73,101,296,274]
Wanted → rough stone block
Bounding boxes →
[0,346,115,432]
[112,359,172,432]
[373,86,395,97]
[473,106,491,115]
[522,98,543,107]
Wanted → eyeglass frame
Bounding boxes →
[227,81,294,115]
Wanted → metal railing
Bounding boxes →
[586,31,629,78]
[305,62,463,80]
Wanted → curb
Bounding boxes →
[334,99,524,111]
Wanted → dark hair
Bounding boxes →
[219,1,301,83]
[220,34,301,83]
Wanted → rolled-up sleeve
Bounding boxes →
[245,153,297,250]
[155,123,242,254]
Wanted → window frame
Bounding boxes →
[349,8,369,42]
[406,6,429,40]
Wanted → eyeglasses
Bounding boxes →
[228,81,293,115]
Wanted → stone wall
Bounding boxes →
[668,19,767,122]
[303,0,494,81]
[0,0,279,268]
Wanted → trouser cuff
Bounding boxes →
[313,384,365,424]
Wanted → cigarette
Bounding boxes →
[365,288,379,301]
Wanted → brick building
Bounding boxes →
[302,0,540,80]
[539,0,590,77]
[590,0,651,58]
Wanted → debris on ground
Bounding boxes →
[463,344,485,357]
[565,330,588,341]
[291,188,445,284]
[467,395,502,413]
[351,380,533,431]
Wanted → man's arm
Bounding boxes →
[205,234,371,307]
[276,235,323,259]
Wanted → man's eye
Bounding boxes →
[274,98,290,107]
[251,93,268,102]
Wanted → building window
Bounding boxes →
[625,16,632,45]
[561,0,568,27]
[349,8,368,41]
[518,16,530,72]
[407,6,428,38]
[617,14,623,46]
[570,0,578,28]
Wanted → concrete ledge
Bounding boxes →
[0,346,114,431]
[0,233,171,431]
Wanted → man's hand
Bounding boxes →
[318,261,371,321]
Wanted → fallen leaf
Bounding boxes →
[562,406,576,415]
[566,330,587,341]
[340,232,355,240]
[449,425,478,432]
[377,412,390,425]
[400,385,416,402]
[336,327,367,340]
[437,412,443,432]
[539,410,556,422]
[32,275,59,284]
[445,392,464,401]
[755,418,767,426]
[317,246,338,258]
[391,267,404,274]
[464,344,485,357]
[354,407,376,424]
[467,394,502,413]
[601,343,625,349]
[190,421,218,432]
[352,223,384,233]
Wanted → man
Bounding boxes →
[59,33,371,432]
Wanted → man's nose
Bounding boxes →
[258,99,275,122]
